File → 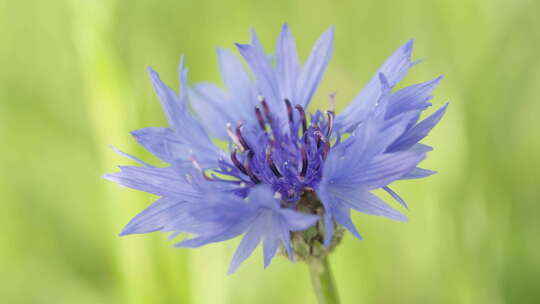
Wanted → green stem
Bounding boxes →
[307,256,340,304]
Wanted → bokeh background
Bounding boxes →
[1,0,539,303]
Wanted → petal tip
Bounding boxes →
[404,39,414,52]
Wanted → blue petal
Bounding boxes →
[356,151,426,189]
[323,212,334,247]
[131,127,221,167]
[109,145,153,168]
[130,127,179,163]
[410,143,433,153]
[325,114,416,184]
[228,215,266,274]
[318,183,407,223]
[275,23,300,101]
[175,190,260,249]
[146,62,221,165]
[103,166,200,198]
[217,48,254,104]
[401,167,437,179]
[276,217,295,261]
[249,28,268,59]
[175,218,254,248]
[336,40,416,132]
[175,185,316,272]
[332,203,362,239]
[293,26,334,108]
[186,48,259,139]
[248,185,281,209]
[383,186,408,209]
[235,43,281,111]
[189,82,236,139]
[385,76,443,119]
[387,103,448,151]
[148,66,186,128]
[278,208,319,231]
[262,214,298,267]
[262,230,280,268]
[120,197,191,235]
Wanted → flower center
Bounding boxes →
[221,98,335,203]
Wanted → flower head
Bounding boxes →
[105,24,447,273]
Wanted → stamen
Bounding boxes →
[328,92,336,112]
[284,99,294,123]
[260,99,272,122]
[266,146,282,178]
[299,144,308,178]
[326,110,334,137]
[322,143,330,159]
[254,106,266,131]
[244,151,261,184]
[235,123,251,152]
[230,149,248,175]
[226,123,244,151]
[295,105,307,134]
[314,130,331,159]
[313,126,323,148]
[190,157,202,171]
[190,157,212,181]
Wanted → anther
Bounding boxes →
[284,99,294,123]
[235,123,251,152]
[295,105,307,134]
[299,144,308,178]
[313,126,324,148]
[260,99,272,122]
[244,152,261,184]
[226,123,244,151]
[328,92,336,112]
[230,149,248,175]
[314,130,331,159]
[326,110,334,137]
[266,146,282,178]
[190,157,213,181]
[254,106,266,131]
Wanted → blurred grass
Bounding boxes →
[1,0,539,303]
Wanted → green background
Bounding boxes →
[1,0,539,303]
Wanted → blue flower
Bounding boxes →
[105,24,447,273]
